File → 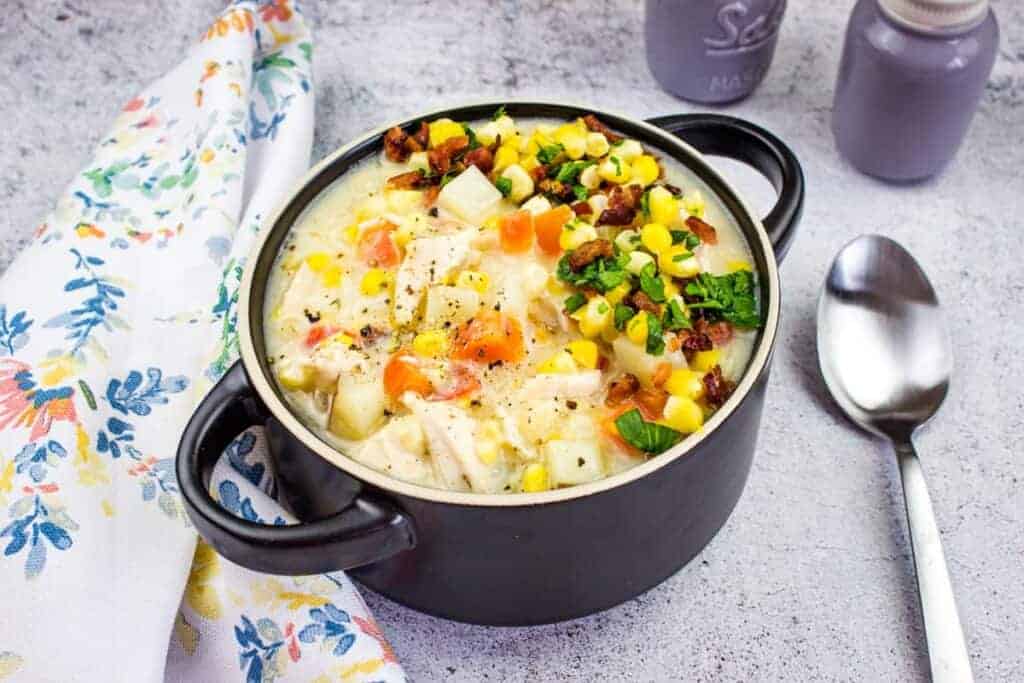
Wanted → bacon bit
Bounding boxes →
[596,205,635,226]
[529,164,550,183]
[386,169,432,190]
[597,185,643,226]
[634,387,668,419]
[411,121,429,150]
[695,318,733,346]
[571,201,592,216]
[567,238,614,271]
[463,147,493,174]
[429,364,482,401]
[537,178,574,202]
[384,126,410,162]
[702,365,734,408]
[605,373,640,406]
[659,182,683,196]
[686,215,718,245]
[583,114,623,143]
[627,290,660,316]
[596,354,610,371]
[652,362,672,388]
[428,135,469,175]
[679,331,713,361]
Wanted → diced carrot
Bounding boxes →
[533,205,572,256]
[652,362,672,388]
[499,210,534,254]
[358,222,401,268]
[304,323,340,348]
[383,352,433,398]
[450,310,525,364]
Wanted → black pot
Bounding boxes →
[177,102,803,626]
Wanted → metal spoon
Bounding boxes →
[816,234,972,683]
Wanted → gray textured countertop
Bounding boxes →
[2,1,1022,681]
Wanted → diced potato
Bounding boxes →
[386,189,423,215]
[598,155,631,184]
[614,229,641,253]
[521,262,549,299]
[494,115,517,140]
[625,250,654,275]
[612,336,663,384]
[545,440,604,486]
[329,377,387,440]
[423,285,480,327]
[579,164,601,190]
[408,151,430,172]
[615,139,644,161]
[437,165,502,224]
[585,132,610,158]
[520,195,552,215]
[276,358,314,391]
[682,188,705,217]
[588,193,609,216]
[476,121,501,147]
[499,164,534,203]
[559,221,599,251]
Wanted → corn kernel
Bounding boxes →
[665,369,705,400]
[598,155,631,184]
[412,330,450,357]
[605,281,633,305]
[648,186,680,227]
[500,164,534,203]
[682,188,705,217]
[428,118,465,148]
[359,268,392,296]
[537,349,578,374]
[325,332,355,348]
[276,361,313,391]
[559,221,599,251]
[456,270,490,294]
[692,349,721,372]
[343,224,360,244]
[572,295,613,338]
[727,259,752,273]
[662,395,704,433]
[659,245,701,278]
[321,266,343,288]
[601,325,620,343]
[555,124,587,160]
[521,463,550,492]
[615,139,644,161]
[305,252,331,272]
[520,155,540,172]
[494,145,519,173]
[546,276,568,296]
[585,132,610,158]
[626,312,649,345]
[482,215,501,231]
[626,250,655,275]
[631,155,660,186]
[476,440,500,465]
[566,339,599,369]
[640,222,673,255]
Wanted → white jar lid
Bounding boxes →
[878,0,989,33]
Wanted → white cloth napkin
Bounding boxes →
[0,2,406,681]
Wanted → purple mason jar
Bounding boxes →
[645,0,787,104]
[832,0,999,181]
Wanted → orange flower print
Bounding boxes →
[0,361,78,442]
[74,223,105,239]
[261,0,293,23]
[122,96,144,112]
[353,615,398,664]
[202,8,254,41]
[200,60,220,83]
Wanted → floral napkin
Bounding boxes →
[0,2,405,681]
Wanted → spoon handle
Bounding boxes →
[896,441,973,683]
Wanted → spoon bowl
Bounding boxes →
[817,234,952,440]
[816,234,972,683]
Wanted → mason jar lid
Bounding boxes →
[878,0,989,33]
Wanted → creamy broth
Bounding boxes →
[264,112,759,493]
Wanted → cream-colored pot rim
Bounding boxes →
[238,99,781,508]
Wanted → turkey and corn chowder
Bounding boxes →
[264,109,761,494]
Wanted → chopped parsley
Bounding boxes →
[662,298,693,331]
[554,160,594,184]
[462,123,480,149]
[492,105,507,121]
[610,156,622,176]
[572,184,589,202]
[638,263,666,303]
[537,143,564,165]
[640,188,651,218]
[564,292,587,313]
[645,312,665,355]
[556,251,631,294]
[440,171,457,187]
[670,229,701,249]
[495,176,513,197]
[614,303,635,330]
[684,270,761,328]
[614,409,682,454]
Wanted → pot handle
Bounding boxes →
[646,113,804,263]
[176,361,416,575]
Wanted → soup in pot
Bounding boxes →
[264,109,761,494]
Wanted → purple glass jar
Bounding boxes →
[832,0,999,181]
[645,0,787,104]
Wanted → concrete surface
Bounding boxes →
[1,1,1022,681]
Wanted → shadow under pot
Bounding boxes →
[177,102,804,626]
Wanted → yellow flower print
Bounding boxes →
[0,458,14,505]
[38,355,81,387]
[202,8,254,41]
[74,424,110,487]
[185,540,223,620]
[173,612,200,656]
[74,223,106,239]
